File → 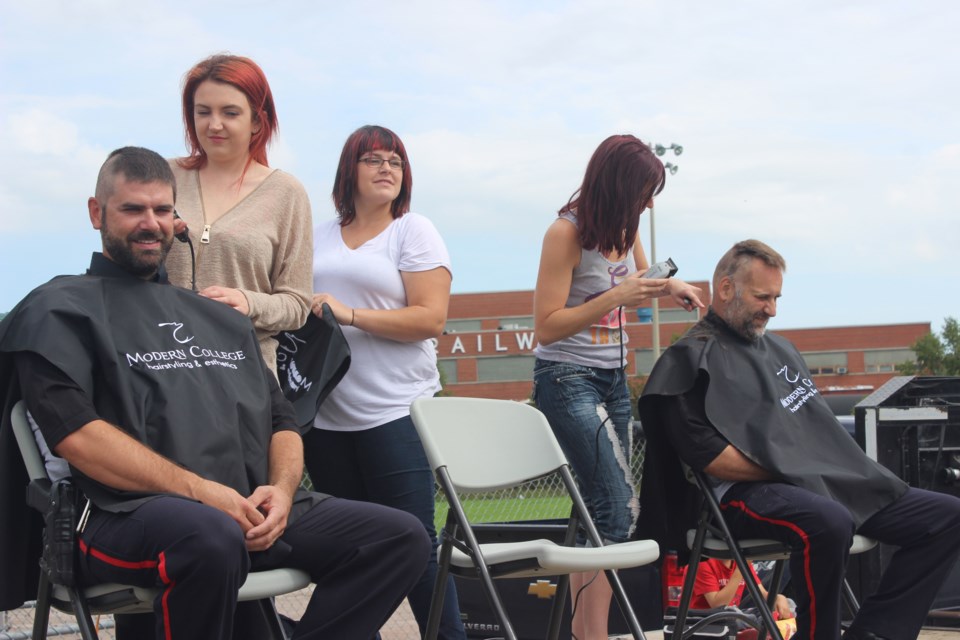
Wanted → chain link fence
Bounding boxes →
[2,435,646,639]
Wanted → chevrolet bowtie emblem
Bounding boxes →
[527,579,557,599]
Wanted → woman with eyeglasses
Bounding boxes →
[532,134,704,640]
[306,125,464,639]
[164,54,312,373]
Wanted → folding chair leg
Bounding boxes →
[545,574,569,640]
[672,559,699,640]
[842,578,861,618]
[67,587,100,640]
[235,598,289,640]
[766,559,786,610]
[32,573,53,640]
[424,557,449,639]
[729,554,782,640]
[477,573,517,640]
[607,568,646,639]
[673,520,709,640]
[424,528,456,640]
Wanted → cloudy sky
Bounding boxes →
[1,0,957,333]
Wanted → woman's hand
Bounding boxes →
[312,293,352,326]
[665,278,705,311]
[312,267,450,340]
[612,272,670,307]
[200,286,250,315]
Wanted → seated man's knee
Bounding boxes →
[176,507,248,575]
[805,500,855,550]
[386,508,431,571]
[938,492,960,528]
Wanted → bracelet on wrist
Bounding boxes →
[350,308,356,326]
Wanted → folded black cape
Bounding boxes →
[274,303,351,431]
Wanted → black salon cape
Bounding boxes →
[0,254,323,609]
[637,312,907,564]
[274,304,351,431]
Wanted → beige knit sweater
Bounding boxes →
[164,163,313,373]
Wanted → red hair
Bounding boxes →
[177,54,278,171]
[331,125,413,225]
[561,134,665,255]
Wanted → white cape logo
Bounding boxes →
[124,321,247,370]
[158,321,195,344]
[286,359,313,395]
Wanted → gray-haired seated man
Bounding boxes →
[639,239,960,640]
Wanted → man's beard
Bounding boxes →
[101,225,173,278]
[724,292,770,342]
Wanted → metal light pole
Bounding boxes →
[648,143,682,363]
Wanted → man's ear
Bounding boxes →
[716,275,735,303]
[88,197,103,230]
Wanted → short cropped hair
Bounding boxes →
[95,147,177,203]
[713,239,787,286]
[331,125,412,226]
[561,134,665,255]
[178,54,278,171]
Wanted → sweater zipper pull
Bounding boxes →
[200,225,211,244]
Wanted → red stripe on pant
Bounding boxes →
[78,540,176,640]
[723,499,817,638]
[79,539,158,570]
[158,552,174,640]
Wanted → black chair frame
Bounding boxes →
[11,400,300,640]
[671,470,865,640]
[670,469,786,640]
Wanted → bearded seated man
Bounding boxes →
[0,146,430,640]
[638,239,960,640]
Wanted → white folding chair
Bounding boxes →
[10,399,311,640]
[410,397,660,640]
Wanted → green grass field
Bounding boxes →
[434,493,572,528]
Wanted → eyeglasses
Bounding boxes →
[359,156,404,171]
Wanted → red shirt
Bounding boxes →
[688,558,760,609]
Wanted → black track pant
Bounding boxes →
[80,495,430,640]
[720,483,960,640]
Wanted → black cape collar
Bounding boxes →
[86,252,169,285]
[698,307,755,345]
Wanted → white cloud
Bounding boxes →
[9,109,82,156]
[1,0,958,329]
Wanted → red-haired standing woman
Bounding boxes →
[306,125,465,639]
[533,134,704,639]
[165,54,312,373]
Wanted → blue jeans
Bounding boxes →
[532,358,639,544]
[304,415,467,640]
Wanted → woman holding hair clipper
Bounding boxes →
[533,134,703,639]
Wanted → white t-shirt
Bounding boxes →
[312,213,452,431]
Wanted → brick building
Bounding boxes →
[436,283,929,403]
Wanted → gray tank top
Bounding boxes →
[534,211,636,369]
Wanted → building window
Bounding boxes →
[476,355,535,382]
[444,319,482,333]
[658,308,701,324]
[802,351,848,376]
[635,349,655,376]
[438,359,458,384]
[864,349,916,374]
[498,316,533,330]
